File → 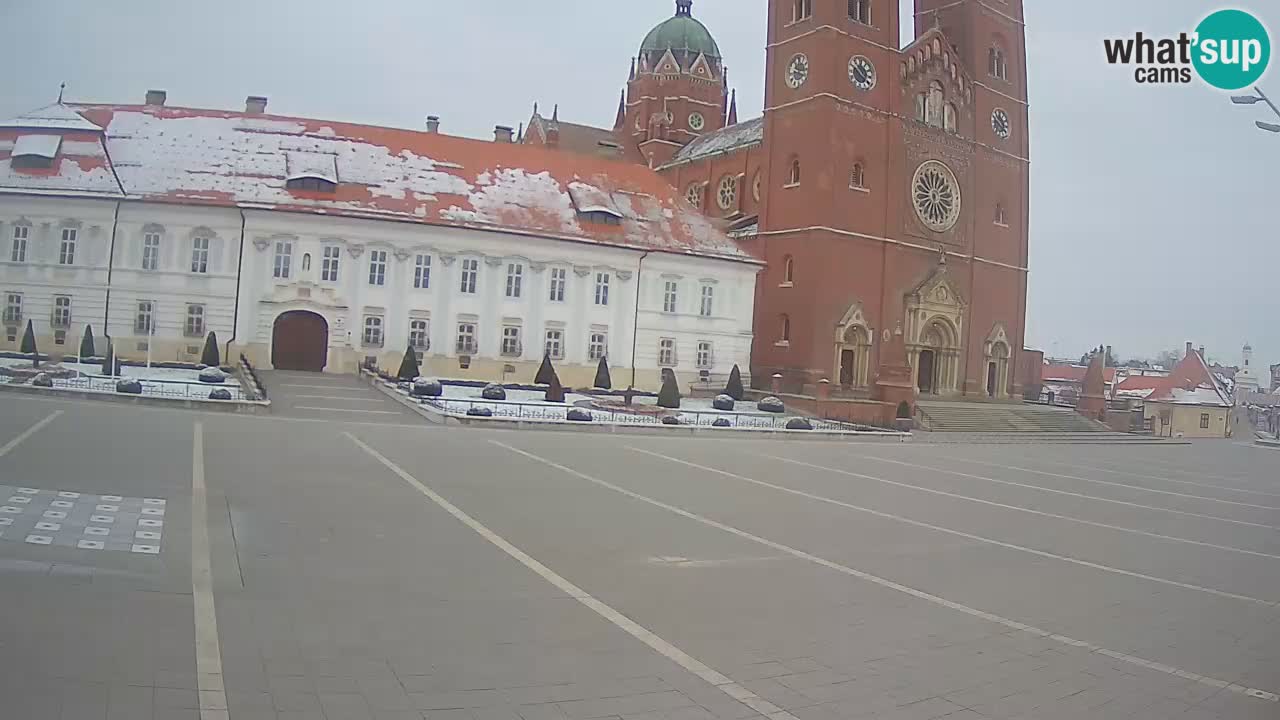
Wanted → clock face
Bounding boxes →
[786,54,809,89]
[688,112,705,131]
[992,108,1011,139]
[848,55,876,90]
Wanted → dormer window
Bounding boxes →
[568,182,625,226]
[285,152,338,193]
[286,176,336,193]
[10,135,61,170]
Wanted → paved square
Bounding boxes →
[0,483,165,553]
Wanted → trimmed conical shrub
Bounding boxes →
[724,364,744,401]
[545,370,566,403]
[593,355,612,390]
[79,324,95,359]
[20,319,37,365]
[657,371,681,409]
[201,331,220,367]
[535,352,556,385]
[396,340,420,381]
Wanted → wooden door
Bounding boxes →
[917,350,936,394]
[839,349,855,387]
[272,311,328,372]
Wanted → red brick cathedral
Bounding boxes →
[525,0,1029,402]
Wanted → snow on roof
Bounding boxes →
[567,181,623,217]
[663,117,764,167]
[0,103,102,132]
[12,134,62,159]
[2,103,754,263]
[1042,364,1117,384]
[285,151,338,183]
[1146,351,1233,407]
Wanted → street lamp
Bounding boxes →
[1230,86,1280,133]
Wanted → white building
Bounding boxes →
[0,94,760,391]
[1234,343,1261,401]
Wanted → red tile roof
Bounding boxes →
[1042,364,1117,384]
[1145,352,1233,407]
[0,103,755,264]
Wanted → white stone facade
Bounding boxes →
[1,198,758,391]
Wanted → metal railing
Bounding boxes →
[44,374,246,400]
[418,396,870,432]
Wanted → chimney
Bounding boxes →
[493,125,514,143]
[145,89,167,107]
[425,115,440,134]
[245,95,268,114]
[1186,341,1194,358]
[1199,346,1205,359]
[1104,345,1112,366]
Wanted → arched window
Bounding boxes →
[301,253,311,272]
[915,93,927,122]
[944,103,957,134]
[989,45,1007,80]
[849,163,865,189]
[783,255,794,284]
[787,157,801,186]
[780,314,791,343]
[927,81,945,127]
[793,0,812,22]
[849,0,871,25]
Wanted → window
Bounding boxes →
[700,285,714,317]
[849,0,871,25]
[787,158,801,187]
[142,232,160,271]
[989,45,1007,80]
[663,280,678,313]
[783,256,795,284]
[409,319,430,351]
[659,338,677,366]
[273,240,292,279]
[362,316,384,347]
[135,301,154,334]
[850,163,866,189]
[944,103,957,134]
[321,246,341,282]
[10,225,29,262]
[414,254,432,289]
[594,272,610,306]
[460,258,478,294]
[589,332,607,361]
[548,267,567,302]
[685,184,702,208]
[3,293,22,324]
[285,176,336,193]
[915,93,927,123]
[1200,413,1211,429]
[994,204,1007,226]
[368,250,387,286]
[506,263,523,298]
[11,155,52,170]
[58,228,77,265]
[501,326,522,356]
[579,211,621,226]
[185,304,205,337]
[544,329,564,360]
[781,314,792,343]
[456,322,477,354]
[696,341,713,369]
[792,0,812,22]
[190,236,210,273]
[716,175,738,210]
[51,296,71,328]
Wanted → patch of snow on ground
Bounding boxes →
[0,358,247,401]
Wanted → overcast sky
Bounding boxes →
[1,0,1274,370]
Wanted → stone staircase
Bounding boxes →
[917,400,1110,433]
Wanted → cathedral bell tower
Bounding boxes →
[618,0,729,166]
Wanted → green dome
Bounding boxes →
[640,2,720,59]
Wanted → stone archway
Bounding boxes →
[983,324,1012,399]
[272,311,329,372]
[833,301,872,391]
[914,318,959,395]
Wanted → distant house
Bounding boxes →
[1143,345,1234,439]
[1040,363,1117,405]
